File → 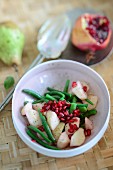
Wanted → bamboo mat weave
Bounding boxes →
[0,0,113,169]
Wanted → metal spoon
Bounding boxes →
[0,14,71,112]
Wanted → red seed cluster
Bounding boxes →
[84,129,91,136]
[73,109,80,117]
[41,100,80,123]
[85,16,109,44]
[68,122,78,139]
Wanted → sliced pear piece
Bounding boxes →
[52,122,65,140]
[21,102,32,116]
[83,94,98,110]
[85,117,93,130]
[71,81,87,100]
[26,109,42,127]
[57,132,70,149]
[33,103,44,111]
[70,128,85,147]
[46,110,60,130]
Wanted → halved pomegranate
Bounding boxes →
[71,13,112,51]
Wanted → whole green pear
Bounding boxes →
[0,21,25,65]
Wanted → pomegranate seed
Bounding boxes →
[66,116,71,120]
[69,114,73,118]
[87,129,91,136]
[31,139,36,142]
[83,86,87,92]
[73,124,78,130]
[57,102,62,107]
[63,106,67,110]
[64,110,69,116]
[69,123,73,127]
[68,119,75,123]
[72,81,77,88]
[60,118,65,122]
[59,112,64,117]
[55,108,59,112]
[61,100,66,105]
[68,134,72,139]
[59,107,62,111]
[73,113,77,117]
[73,109,80,116]
[68,129,74,133]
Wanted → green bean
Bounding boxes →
[26,129,60,150]
[22,89,42,99]
[47,87,72,97]
[79,107,87,112]
[50,95,60,100]
[72,96,77,103]
[85,99,94,105]
[63,92,72,98]
[45,91,65,99]
[63,80,70,93]
[69,103,77,113]
[28,125,52,144]
[39,110,56,142]
[80,109,97,119]
[32,98,49,104]
[24,101,29,106]
[77,104,88,108]
[45,94,57,101]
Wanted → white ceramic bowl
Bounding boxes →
[12,60,110,158]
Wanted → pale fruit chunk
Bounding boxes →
[57,132,70,149]
[46,111,60,130]
[81,81,89,91]
[65,117,80,135]
[83,94,98,110]
[71,81,87,100]
[85,117,93,130]
[26,110,42,127]
[21,102,32,116]
[52,122,65,140]
[33,103,44,111]
[70,128,85,147]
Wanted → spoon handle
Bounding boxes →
[0,53,44,112]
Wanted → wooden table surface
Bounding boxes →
[0,0,113,169]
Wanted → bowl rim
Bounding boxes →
[12,59,110,157]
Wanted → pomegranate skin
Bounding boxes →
[71,13,112,52]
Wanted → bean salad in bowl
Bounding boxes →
[12,60,110,157]
[21,79,98,150]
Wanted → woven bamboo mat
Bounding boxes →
[0,0,113,169]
